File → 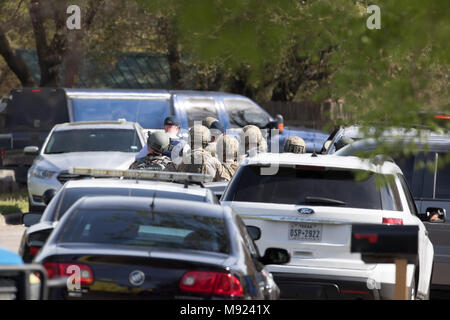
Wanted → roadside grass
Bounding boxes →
[0,191,28,214]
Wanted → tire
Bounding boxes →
[28,197,44,213]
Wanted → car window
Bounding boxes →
[56,188,132,220]
[71,98,170,129]
[398,174,419,215]
[436,153,450,199]
[380,176,403,211]
[225,165,403,211]
[57,209,230,254]
[44,129,141,154]
[183,97,218,127]
[223,98,270,128]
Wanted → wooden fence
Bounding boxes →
[260,100,346,130]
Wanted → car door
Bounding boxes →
[415,151,450,286]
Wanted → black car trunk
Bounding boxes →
[49,247,232,300]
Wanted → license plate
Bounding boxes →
[288,223,322,241]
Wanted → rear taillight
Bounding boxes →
[1,148,4,160]
[435,115,450,120]
[382,218,403,225]
[180,271,244,297]
[43,262,94,285]
[29,246,41,257]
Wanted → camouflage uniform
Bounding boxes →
[129,154,176,172]
[205,142,217,157]
[178,148,223,180]
[215,135,239,181]
[178,125,224,181]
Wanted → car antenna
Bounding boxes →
[311,143,318,157]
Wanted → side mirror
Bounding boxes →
[246,225,261,241]
[419,207,446,223]
[24,146,39,155]
[275,114,284,133]
[261,248,290,265]
[42,189,57,205]
[22,213,42,227]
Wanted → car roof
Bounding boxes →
[73,196,226,218]
[62,178,210,197]
[64,88,247,99]
[241,152,403,175]
[52,121,139,131]
[338,135,450,153]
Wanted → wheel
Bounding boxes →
[28,196,44,213]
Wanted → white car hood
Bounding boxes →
[36,152,136,171]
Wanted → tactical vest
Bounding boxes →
[181,149,212,174]
[129,155,175,171]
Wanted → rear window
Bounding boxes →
[3,89,68,131]
[225,166,403,211]
[223,98,270,128]
[54,187,206,221]
[57,209,229,253]
[44,129,141,154]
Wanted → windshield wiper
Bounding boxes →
[45,151,68,154]
[300,196,347,206]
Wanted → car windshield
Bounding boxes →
[44,129,141,154]
[70,98,171,129]
[57,209,229,253]
[223,98,270,128]
[224,165,403,211]
[52,187,206,221]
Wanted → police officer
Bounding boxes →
[129,131,176,172]
[135,116,185,161]
[178,125,223,181]
[283,136,306,154]
[216,135,239,181]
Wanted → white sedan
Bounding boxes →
[25,120,146,212]
[221,153,434,300]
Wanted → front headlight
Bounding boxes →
[32,167,57,179]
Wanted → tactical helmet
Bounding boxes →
[243,126,263,153]
[202,117,219,129]
[189,125,211,148]
[216,135,239,162]
[147,131,170,154]
[283,136,306,154]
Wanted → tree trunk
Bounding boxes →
[158,17,183,89]
[0,26,36,87]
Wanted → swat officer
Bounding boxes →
[216,135,239,181]
[129,131,176,172]
[205,120,226,157]
[178,125,223,181]
[283,136,306,154]
[241,125,268,159]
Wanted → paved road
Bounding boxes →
[0,213,25,253]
